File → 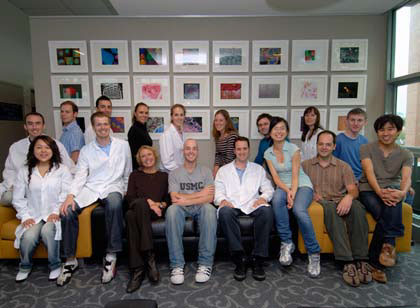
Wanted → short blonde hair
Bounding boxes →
[136,145,159,168]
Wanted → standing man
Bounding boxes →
[59,100,85,163]
[302,130,371,287]
[57,111,131,286]
[254,113,272,166]
[165,139,217,285]
[84,95,113,144]
[216,137,274,282]
[0,112,74,205]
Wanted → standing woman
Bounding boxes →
[212,109,238,177]
[301,106,323,161]
[125,145,170,293]
[264,117,321,278]
[128,102,153,170]
[13,135,72,282]
[159,104,186,173]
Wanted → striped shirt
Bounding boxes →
[60,120,85,156]
[214,133,238,167]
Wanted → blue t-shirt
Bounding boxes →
[333,133,368,180]
[254,138,271,165]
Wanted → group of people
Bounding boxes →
[0,96,413,292]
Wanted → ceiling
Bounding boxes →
[9,0,404,16]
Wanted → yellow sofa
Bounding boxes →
[0,204,98,259]
[298,202,413,254]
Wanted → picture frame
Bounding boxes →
[133,75,170,107]
[252,40,289,72]
[291,75,328,106]
[216,109,249,137]
[213,76,249,107]
[172,41,209,73]
[92,75,131,107]
[132,40,170,73]
[147,109,171,140]
[53,109,92,139]
[110,109,132,140]
[250,109,287,139]
[251,75,288,107]
[291,40,329,72]
[329,108,365,135]
[48,41,88,73]
[329,75,367,106]
[289,108,327,139]
[212,41,249,72]
[90,40,129,72]
[50,75,91,107]
[331,39,368,71]
[184,110,211,140]
[173,75,210,107]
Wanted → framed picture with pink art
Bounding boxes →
[133,76,170,107]
[131,40,169,73]
[291,40,329,72]
[291,75,328,106]
[289,108,327,139]
[184,110,210,140]
[109,109,132,140]
[329,108,365,135]
[213,76,249,107]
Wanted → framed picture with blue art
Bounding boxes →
[174,75,210,107]
[252,40,289,72]
[92,75,131,107]
[212,41,249,72]
[110,109,131,140]
[184,110,210,140]
[90,40,129,72]
[48,41,88,73]
[147,109,171,140]
[132,40,169,73]
[215,109,249,137]
[331,39,368,71]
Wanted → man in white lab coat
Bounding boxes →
[57,111,132,286]
[84,95,114,144]
[215,136,274,282]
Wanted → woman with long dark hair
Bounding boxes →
[300,106,323,161]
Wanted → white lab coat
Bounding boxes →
[301,128,323,162]
[12,164,72,248]
[70,137,132,208]
[84,123,114,145]
[214,161,274,215]
[159,124,185,173]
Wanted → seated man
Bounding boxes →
[58,111,132,286]
[302,130,371,287]
[215,136,274,281]
[0,112,74,206]
[165,139,217,285]
[359,114,413,283]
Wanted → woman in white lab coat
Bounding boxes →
[13,135,72,282]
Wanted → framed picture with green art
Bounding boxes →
[331,39,368,71]
[291,40,329,72]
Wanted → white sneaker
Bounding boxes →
[308,253,321,278]
[56,259,78,287]
[16,270,31,282]
[195,265,212,283]
[279,242,295,266]
[170,267,184,285]
[49,267,61,281]
[102,258,117,284]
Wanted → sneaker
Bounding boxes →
[170,267,184,285]
[56,260,78,287]
[102,258,117,284]
[379,243,396,267]
[308,253,321,278]
[195,265,212,283]
[49,267,61,281]
[343,263,360,287]
[16,270,31,282]
[279,242,295,266]
[251,257,265,281]
[233,256,247,281]
[356,261,372,284]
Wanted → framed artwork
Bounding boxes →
[90,40,129,72]
[173,75,210,107]
[53,109,92,139]
[110,109,131,140]
[250,109,287,139]
[92,75,131,107]
[48,41,88,73]
[289,108,327,139]
[50,75,90,107]
[132,40,169,72]
[291,75,328,106]
[329,108,366,135]
[331,39,368,71]
[213,76,249,107]
[251,75,288,107]
[215,109,249,137]
[212,41,249,72]
[252,40,289,72]
[184,110,210,140]
[291,40,329,72]
[172,41,209,73]
[329,75,367,106]
[147,109,171,140]
[133,76,170,107]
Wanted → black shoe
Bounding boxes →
[233,252,247,281]
[126,267,145,293]
[144,250,160,283]
[251,256,266,281]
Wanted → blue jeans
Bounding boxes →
[272,186,320,254]
[165,203,217,268]
[20,221,60,272]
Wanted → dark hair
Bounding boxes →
[373,114,404,132]
[301,106,322,142]
[26,135,62,183]
[90,111,111,126]
[317,130,337,145]
[234,136,250,148]
[269,116,289,135]
[132,102,149,123]
[212,109,238,141]
[347,108,367,119]
[24,112,45,124]
[95,95,112,108]
[60,100,78,113]
[170,104,186,123]
[256,113,272,126]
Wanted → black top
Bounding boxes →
[127,121,153,170]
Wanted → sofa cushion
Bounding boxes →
[1,218,19,240]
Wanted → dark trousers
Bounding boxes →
[218,206,273,258]
[61,192,124,258]
[359,191,404,268]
